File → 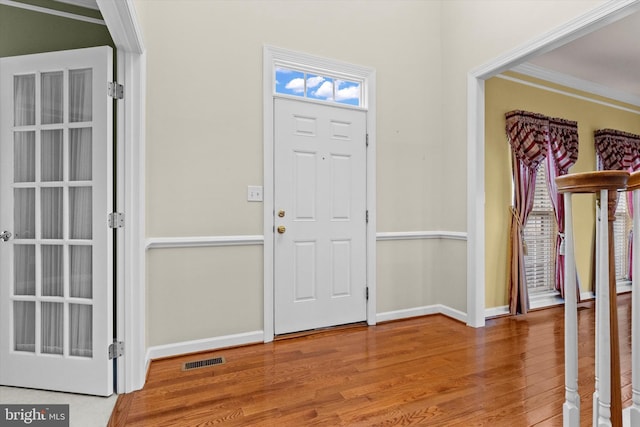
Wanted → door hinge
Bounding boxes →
[366,133,369,147]
[108,212,125,228]
[108,82,124,99]
[366,210,369,223]
[366,287,369,300]
[109,340,124,360]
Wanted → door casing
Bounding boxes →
[262,45,377,342]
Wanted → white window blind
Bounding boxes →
[596,157,632,285]
[613,193,631,282]
[523,162,557,294]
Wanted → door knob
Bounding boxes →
[277,226,286,234]
[0,231,12,242]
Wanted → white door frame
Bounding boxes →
[262,46,377,341]
[96,0,146,393]
[466,0,640,328]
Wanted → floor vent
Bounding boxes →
[182,356,226,371]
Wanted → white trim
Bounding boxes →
[581,291,595,301]
[0,0,105,25]
[263,45,377,342]
[467,0,640,332]
[512,63,640,109]
[377,304,467,324]
[141,230,469,249]
[529,292,564,310]
[467,73,486,328]
[97,0,146,393]
[97,0,144,54]
[617,282,633,294]
[485,305,509,319]
[145,331,264,362]
[146,235,264,250]
[498,73,640,115]
[376,231,467,241]
[577,285,630,303]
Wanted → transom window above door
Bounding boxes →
[275,67,362,107]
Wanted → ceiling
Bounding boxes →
[524,10,640,103]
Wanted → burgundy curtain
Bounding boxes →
[505,111,549,315]
[546,118,579,298]
[595,129,640,279]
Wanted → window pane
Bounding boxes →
[335,79,361,106]
[70,304,92,357]
[69,69,92,122]
[14,301,35,352]
[42,302,63,355]
[14,131,35,183]
[14,74,35,126]
[42,245,64,297]
[523,163,557,294]
[69,128,92,181]
[41,129,63,181]
[14,188,35,239]
[275,68,304,97]
[306,74,333,101]
[613,194,630,281]
[41,71,63,124]
[69,187,92,239]
[14,244,35,295]
[70,245,92,298]
[42,187,63,239]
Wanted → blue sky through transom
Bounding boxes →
[275,68,361,106]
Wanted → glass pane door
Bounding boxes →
[11,68,94,359]
[1,46,113,396]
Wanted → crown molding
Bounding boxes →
[512,63,640,108]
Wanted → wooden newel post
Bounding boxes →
[556,170,629,427]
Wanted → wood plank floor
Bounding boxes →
[108,294,634,426]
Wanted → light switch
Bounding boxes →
[247,185,263,202]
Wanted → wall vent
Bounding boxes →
[182,356,226,371]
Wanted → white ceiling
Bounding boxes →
[526,10,640,101]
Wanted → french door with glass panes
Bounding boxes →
[0,46,114,396]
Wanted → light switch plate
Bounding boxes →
[247,185,263,202]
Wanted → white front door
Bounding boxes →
[274,98,367,335]
[0,46,114,396]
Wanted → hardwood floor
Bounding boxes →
[108,294,634,426]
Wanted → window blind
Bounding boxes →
[523,163,557,294]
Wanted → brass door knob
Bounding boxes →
[277,226,286,234]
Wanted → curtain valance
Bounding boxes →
[549,117,579,174]
[505,110,579,172]
[594,128,640,171]
[505,110,549,169]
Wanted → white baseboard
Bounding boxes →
[377,304,467,324]
[581,291,595,301]
[485,305,509,318]
[145,330,264,363]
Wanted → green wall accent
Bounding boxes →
[11,0,103,19]
[0,0,113,58]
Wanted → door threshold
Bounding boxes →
[274,321,368,341]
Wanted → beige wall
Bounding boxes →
[134,0,607,348]
[485,74,640,309]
